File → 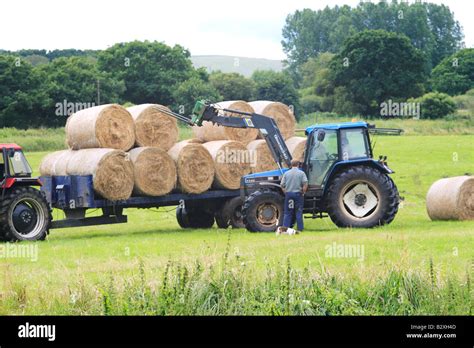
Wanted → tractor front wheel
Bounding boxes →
[0,187,51,241]
[325,166,399,228]
[242,190,284,232]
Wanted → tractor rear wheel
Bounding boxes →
[242,190,284,232]
[325,166,399,228]
[0,187,51,241]
[176,205,215,229]
[215,197,245,229]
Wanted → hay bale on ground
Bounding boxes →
[39,150,72,176]
[192,101,258,144]
[128,147,176,196]
[249,101,296,140]
[40,149,134,201]
[168,141,215,194]
[66,104,135,151]
[202,140,252,189]
[246,139,277,173]
[426,176,474,220]
[127,104,178,150]
[286,136,307,162]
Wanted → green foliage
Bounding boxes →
[209,72,256,101]
[0,56,51,128]
[431,49,474,96]
[251,70,301,118]
[39,56,125,126]
[282,2,463,75]
[409,92,457,119]
[172,77,222,116]
[330,30,427,116]
[98,40,194,105]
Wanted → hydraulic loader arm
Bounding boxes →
[154,101,292,169]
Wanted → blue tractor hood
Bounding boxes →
[243,168,289,181]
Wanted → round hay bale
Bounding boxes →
[184,138,204,144]
[66,149,134,201]
[192,101,258,144]
[66,104,135,151]
[249,101,296,140]
[426,176,474,221]
[127,104,178,150]
[128,147,176,196]
[202,140,252,189]
[168,141,215,194]
[286,136,307,162]
[246,140,277,173]
[39,150,72,176]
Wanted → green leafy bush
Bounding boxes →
[409,92,457,119]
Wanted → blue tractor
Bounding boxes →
[170,101,400,232]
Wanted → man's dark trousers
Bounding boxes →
[283,192,304,231]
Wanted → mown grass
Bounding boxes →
[0,134,472,315]
[0,128,66,152]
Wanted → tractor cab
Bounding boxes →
[0,144,36,189]
[303,122,375,190]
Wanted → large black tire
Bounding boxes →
[0,187,51,242]
[242,189,284,232]
[215,197,245,229]
[325,166,399,228]
[176,205,214,229]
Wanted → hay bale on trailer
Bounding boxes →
[40,149,134,201]
[39,150,72,176]
[168,141,215,194]
[246,139,277,173]
[426,176,474,221]
[249,101,296,140]
[286,136,307,162]
[202,140,252,190]
[127,104,178,150]
[66,104,135,151]
[128,147,176,196]
[192,101,258,144]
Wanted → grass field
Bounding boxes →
[0,132,473,315]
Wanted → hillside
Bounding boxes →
[191,55,283,77]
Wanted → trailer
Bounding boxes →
[41,175,241,230]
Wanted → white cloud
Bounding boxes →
[0,0,471,60]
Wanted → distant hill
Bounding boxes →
[191,55,283,77]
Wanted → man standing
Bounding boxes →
[280,159,308,232]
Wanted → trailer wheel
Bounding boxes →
[0,187,51,242]
[242,190,284,232]
[176,205,214,229]
[215,197,245,229]
[325,166,399,228]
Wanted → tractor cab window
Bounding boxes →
[8,150,32,177]
[306,129,338,186]
[0,154,4,179]
[340,128,369,160]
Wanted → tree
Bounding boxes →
[172,77,222,116]
[209,72,255,101]
[431,49,474,96]
[251,70,300,118]
[282,2,463,76]
[98,41,194,105]
[0,55,51,128]
[330,30,427,116]
[39,56,125,126]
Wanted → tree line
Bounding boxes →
[1,1,473,128]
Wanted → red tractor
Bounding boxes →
[0,144,51,241]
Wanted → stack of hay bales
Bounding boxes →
[40,99,299,200]
[40,104,179,200]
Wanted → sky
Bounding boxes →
[0,0,472,60]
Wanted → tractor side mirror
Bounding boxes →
[317,130,326,142]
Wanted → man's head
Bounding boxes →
[291,159,300,167]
